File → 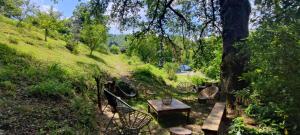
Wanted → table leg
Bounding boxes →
[187,111,190,123]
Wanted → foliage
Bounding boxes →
[127,55,142,65]
[80,24,107,55]
[132,64,166,86]
[229,117,280,135]
[190,76,207,86]
[71,95,97,130]
[163,62,178,81]
[110,45,120,54]
[65,39,79,54]
[193,36,222,80]
[29,79,72,99]
[35,7,61,41]
[126,34,159,64]
[15,0,37,27]
[243,22,300,134]
[245,103,286,132]
[0,0,23,18]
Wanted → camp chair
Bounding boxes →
[103,89,152,135]
[177,82,196,94]
[198,86,219,103]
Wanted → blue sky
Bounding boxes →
[33,0,128,35]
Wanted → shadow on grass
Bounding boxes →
[86,54,107,65]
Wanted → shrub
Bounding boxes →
[229,117,281,135]
[8,36,19,44]
[110,45,120,54]
[71,96,97,129]
[163,62,178,81]
[190,76,207,86]
[65,40,79,54]
[133,65,166,86]
[29,80,72,99]
[128,56,141,65]
[47,64,68,81]
[244,103,286,131]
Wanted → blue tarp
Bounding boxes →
[179,64,192,72]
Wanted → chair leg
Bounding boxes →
[104,113,116,135]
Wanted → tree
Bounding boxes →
[0,0,23,18]
[105,0,251,110]
[80,24,107,55]
[36,6,61,41]
[15,0,37,27]
[219,0,251,110]
[126,34,159,64]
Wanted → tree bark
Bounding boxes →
[45,28,48,41]
[219,0,251,111]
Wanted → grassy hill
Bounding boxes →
[0,15,209,134]
[0,15,131,77]
[0,15,134,134]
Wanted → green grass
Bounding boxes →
[0,15,214,134]
[0,15,131,78]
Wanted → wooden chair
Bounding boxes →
[103,89,153,135]
[198,86,219,103]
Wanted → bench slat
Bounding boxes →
[202,102,226,132]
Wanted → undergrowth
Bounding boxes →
[0,44,99,134]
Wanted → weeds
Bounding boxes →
[29,79,72,99]
[8,36,19,44]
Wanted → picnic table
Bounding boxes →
[147,99,191,122]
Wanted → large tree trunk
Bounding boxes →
[219,0,251,112]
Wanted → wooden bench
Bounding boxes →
[202,102,226,135]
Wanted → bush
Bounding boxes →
[190,76,207,86]
[8,36,19,44]
[29,80,72,99]
[229,117,281,135]
[133,65,166,86]
[243,24,300,133]
[128,56,141,65]
[244,103,286,132]
[71,96,97,129]
[163,62,178,81]
[110,45,120,54]
[65,40,79,54]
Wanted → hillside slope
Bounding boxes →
[0,15,132,134]
[0,15,131,77]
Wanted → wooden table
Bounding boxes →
[147,99,191,122]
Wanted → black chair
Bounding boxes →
[103,89,152,135]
